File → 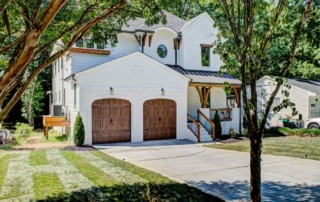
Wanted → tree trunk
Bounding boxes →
[250,134,262,202]
[28,117,34,127]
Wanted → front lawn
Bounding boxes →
[206,136,320,160]
[0,149,223,201]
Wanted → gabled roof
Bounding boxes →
[258,76,320,95]
[287,78,320,95]
[167,65,241,85]
[122,11,212,34]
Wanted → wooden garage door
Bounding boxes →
[92,99,131,144]
[143,99,176,141]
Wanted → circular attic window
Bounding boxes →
[157,45,167,58]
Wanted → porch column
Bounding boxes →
[195,86,212,108]
[232,87,241,108]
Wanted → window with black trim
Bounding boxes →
[157,45,167,58]
[76,39,83,47]
[86,39,94,48]
[201,47,210,66]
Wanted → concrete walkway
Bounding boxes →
[95,139,320,202]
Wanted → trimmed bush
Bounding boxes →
[73,113,85,146]
[213,111,222,138]
[15,123,33,139]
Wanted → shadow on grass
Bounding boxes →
[38,182,224,202]
[186,180,320,201]
[0,140,20,150]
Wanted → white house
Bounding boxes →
[51,11,241,145]
[254,76,320,128]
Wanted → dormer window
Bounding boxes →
[76,39,84,47]
[86,39,94,48]
[157,45,167,58]
[200,44,211,67]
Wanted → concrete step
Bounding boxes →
[187,122,213,142]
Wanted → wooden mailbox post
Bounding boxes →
[43,116,70,140]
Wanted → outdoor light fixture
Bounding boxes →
[161,88,165,96]
[110,87,114,95]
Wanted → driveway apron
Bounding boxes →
[95,139,320,202]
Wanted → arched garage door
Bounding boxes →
[92,99,131,144]
[143,99,176,141]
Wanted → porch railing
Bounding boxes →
[197,109,216,139]
[210,108,232,121]
[187,113,200,142]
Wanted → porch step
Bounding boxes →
[187,123,213,142]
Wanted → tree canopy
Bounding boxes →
[0,0,174,123]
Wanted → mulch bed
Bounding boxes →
[60,145,97,151]
[217,136,249,144]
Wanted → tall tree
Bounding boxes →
[0,0,173,123]
[211,0,313,201]
[21,77,44,126]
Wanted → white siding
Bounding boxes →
[255,77,314,127]
[71,33,138,74]
[181,14,223,71]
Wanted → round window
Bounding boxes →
[157,45,167,58]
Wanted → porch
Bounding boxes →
[186,83,241,142]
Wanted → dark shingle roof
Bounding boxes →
[167,65,241,85]
[287,78,320,95]
[122,11,186,33]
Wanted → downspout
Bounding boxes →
[239,91,242,134]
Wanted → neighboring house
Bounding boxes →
[51,11,241,145]
[253,76,320,128]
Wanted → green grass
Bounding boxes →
[0,150,222,201]
[206,136,320,160]
[90,151,172,184]
[0,154,20,189]
[33,172,67,201]
[29,150,49,166]
[278,127,320,136]
[0,140,19,150]
[40,130,68,143]
[60,151,118,187]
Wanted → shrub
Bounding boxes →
[15,123,33,139]
[278,127,320,137]
[73,113,85,146]
[229,128,237,138]
[213,111,222,138]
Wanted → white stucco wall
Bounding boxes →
[143,29,176,65]
[181,13,223,71]
[187,87,201,119]
[74,52,190,145]
[210,88,227,108]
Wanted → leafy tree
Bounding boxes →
[21,77,44,127]
[0,0,175,124]
[210,0,313,201]
[73,113,85,146]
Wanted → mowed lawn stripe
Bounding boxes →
[0,154,20,189]
[33,172,67,201]
[76,151,147,185]
[90,151,172,184]
[29,150,49,166]
[60,151,118,187]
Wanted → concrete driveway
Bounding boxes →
[94,139,320,201]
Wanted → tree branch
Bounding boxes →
[259,0,313,133]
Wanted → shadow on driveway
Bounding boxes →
[187,179,320,201]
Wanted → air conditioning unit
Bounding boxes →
[53,105,62,116]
